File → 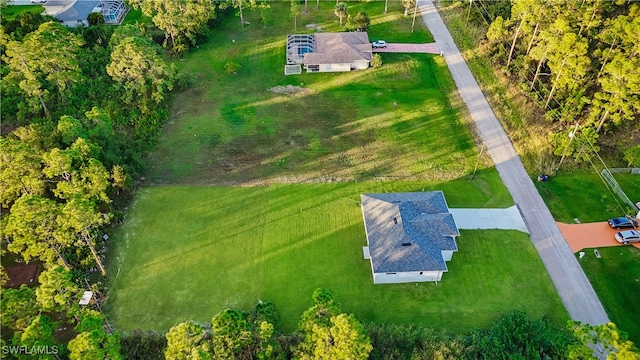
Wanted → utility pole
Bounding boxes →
[411,0,419,32]
[472,142,486,179]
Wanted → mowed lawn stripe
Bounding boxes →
[106,179,567,333]
[107,187,269,328]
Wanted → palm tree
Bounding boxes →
[334,2,348,27]
[87,12,105,26]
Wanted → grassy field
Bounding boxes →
[105,176,568,333]
[1,5,45,20]
[106,1,570,337]
[535,172,640,223]
[578,246,640,343]
[145,1,480,186]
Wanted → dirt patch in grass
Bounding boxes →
[269,85,311,95]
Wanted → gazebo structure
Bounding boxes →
[96,0,127,24]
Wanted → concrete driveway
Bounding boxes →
[450,206,528,233]
[373,43,440,54]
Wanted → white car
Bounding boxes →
[372,40,387,48]
[31,0,47,3]
[614,230,640,245]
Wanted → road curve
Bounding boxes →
[418,0,609,325]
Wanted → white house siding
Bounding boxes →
[362,246,371,260]
[442,250,454,262]
[373,271,443,284]
[63,20,88,27]
[319,63,351,72]
[352,60,370,70]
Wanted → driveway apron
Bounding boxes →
[418,0,609,325]
[450,206,529,233]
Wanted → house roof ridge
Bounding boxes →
[361,191,459,274]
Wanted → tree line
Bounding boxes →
[1,21,179,276]
[99,290,640,359]
[0,1,224,356]
[474,0,639,167]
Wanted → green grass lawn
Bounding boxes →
[107,0,569,337]
[534,164,640,346]
[577,246,640,344]
[146,1,473,186]
[121,8,152,26]
[1,5,45,20]
[535,172,640,223]
[105,175,567,333]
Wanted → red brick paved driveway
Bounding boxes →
[373,43,440,54]
[557,221,640,252]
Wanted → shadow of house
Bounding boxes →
[45,0,127,27]
[361,191,460,284]
[286,32,372,74]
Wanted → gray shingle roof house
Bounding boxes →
[360,191,460,284]
[286,32,372,73]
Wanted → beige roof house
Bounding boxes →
[285,32,372,74]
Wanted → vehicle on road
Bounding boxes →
[614,230,640,244]
[372,40,387,48]
[30,0,47,3]
[607,216,638,229]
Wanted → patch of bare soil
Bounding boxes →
[305,23,322,32]
[269,85,312,95]
[5,263,39,288]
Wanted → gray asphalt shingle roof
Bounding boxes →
[361,191,459,273]
[54,0,100,22]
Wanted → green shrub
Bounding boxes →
[224,61,241,74]
[624,145,640,167]
[370,54,382,68]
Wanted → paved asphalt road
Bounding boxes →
[418,0,609,325]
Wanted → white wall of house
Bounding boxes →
[352,60,370,70]
[373,271,443,284]
[63,20,89,27]
[442,250,454,262]
[318,63,351,72]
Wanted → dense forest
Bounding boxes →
[0,1,221,356]
[464,0,639,171]
[1,0,639,358]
